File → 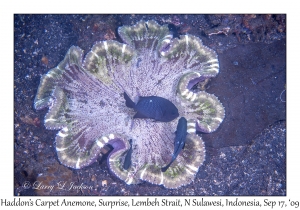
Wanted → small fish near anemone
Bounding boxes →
[124,92,179,122]
[123,139,133,170]
[161,117,188,172]
[34,20,225,189]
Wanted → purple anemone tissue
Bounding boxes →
[34,20,225,189]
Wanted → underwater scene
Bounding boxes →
[14,14,286,195]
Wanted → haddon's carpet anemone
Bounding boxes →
[34,20,225,189]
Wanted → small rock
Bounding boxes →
[102,180,107,187]
[91,174,96,182]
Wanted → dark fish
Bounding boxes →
[161,117,187,172]
[124,92,179,122]
[123,139,133,170]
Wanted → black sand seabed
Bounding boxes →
[14,14,286,195]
